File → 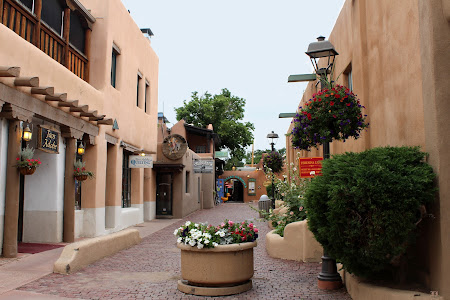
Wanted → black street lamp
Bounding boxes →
[266,131,278,209]
[305,36,342,290]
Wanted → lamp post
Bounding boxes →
[305,36,342,290]
[266,131,278,209]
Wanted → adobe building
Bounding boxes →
[0,0,158,257]
[285,0,450,298]
[154,118,218,218]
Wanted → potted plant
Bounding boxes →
[290,83,369,150]
[174,219,259,296]
[16,146,41,175]
[74,160,94,181]
[263,151,284,173]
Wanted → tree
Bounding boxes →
[175,89,255,161]
[244,147,286,166]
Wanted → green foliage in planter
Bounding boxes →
[304,146,436,279]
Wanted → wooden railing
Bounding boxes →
[1,0,88,81]
[39,24,64,64]
[1,0,36,43]
[69,47,88,80]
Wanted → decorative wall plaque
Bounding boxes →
[162,134,187,160]
[37,125,60,154]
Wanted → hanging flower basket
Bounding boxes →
[75,174,88,181]
[73,159,94,181]
[290,84,369,150]
[19,166,36,175]
[16,146,41,175]
[263,151,284,174]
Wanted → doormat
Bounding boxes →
[18,242,65,254]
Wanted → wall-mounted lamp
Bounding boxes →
[22,124,32,142]
[77,141,85,155]
[139,152,146,156]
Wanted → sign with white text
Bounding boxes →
[299,157,323,178]
[193,160,214,173]
[37,125,59,154]
[129,155,153,168]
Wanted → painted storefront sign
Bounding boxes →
[129,155,153,168]
[299,157,323,178]
[193,160,214,173]
[37,125,59,154]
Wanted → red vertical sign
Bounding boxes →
[299,157,323,178]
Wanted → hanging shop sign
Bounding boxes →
[129,155,153,168]
[299,157,323,178]
[162,134,187,160]
[193,160,214,173]
[37,125,59,154]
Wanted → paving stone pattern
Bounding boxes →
[19,203,351,300]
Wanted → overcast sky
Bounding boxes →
[121,0,345,152]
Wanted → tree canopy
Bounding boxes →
[175,89,254,160]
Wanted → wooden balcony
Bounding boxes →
[0,0,92,81]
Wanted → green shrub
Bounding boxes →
[305,146,436,279]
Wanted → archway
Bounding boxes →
[224,179,244,203]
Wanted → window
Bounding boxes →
[145,81,149,113]
[136,72,142,107]
[111,45,120,88]
[196,145,206,153]
[185,171,190,193]
[41,0,63,36]
[75,153,82,210]
[17,0,34,12]
[348,70,353,91]
[122,151,131,208]
[343,64,353,91]
[69,10,85,53]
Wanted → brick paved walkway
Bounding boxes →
[19,203,351,300]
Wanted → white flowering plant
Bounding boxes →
[261,156,309,236]
[174,219,259,249]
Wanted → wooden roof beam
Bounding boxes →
[58,100,79,108]
[89,115,106,121]
[31,86,54,95]
[79,110,97,117]
[0,67,20,77]
[14,77,39,87]
[70,105,89,113]
[97,118,113,125]
[45,93,68,101]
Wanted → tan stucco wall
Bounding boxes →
[285,0,450,297]
[417,0,450,297]
[0,0,159,243]
[220,170,282,203]
[265,220,322,263]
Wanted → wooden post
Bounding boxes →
[0,0,4,23]
[84,29,91,82]
[3,120,22,258]
[63,138,76,243]
[34,0,42,48]
[63,7,70,68]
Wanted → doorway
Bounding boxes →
[156,173,172,216]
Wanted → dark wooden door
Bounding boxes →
[156,173,172,216]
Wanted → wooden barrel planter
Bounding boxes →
[177,241,256,296]
[18,166,36,175]
[75,174,88,181]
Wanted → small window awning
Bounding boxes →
[153,162,184,173]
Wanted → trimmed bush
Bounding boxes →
[305,146,436,278]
